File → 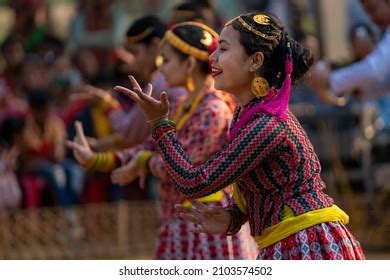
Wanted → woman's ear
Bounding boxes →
[186,56,197,75]
[249,51,264,73]
[151,37,162,51]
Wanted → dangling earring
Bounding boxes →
[155,55,163,68]
[251,73,269,98]
[186,76,195,92]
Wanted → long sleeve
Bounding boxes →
[149,99,231,181]
[153,113,286,199]
[330,27,390,94]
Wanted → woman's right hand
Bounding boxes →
[114,75,170,125]
[65,121,95,165]
[174,202,231,234]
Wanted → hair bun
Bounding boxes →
[290,38,313,82]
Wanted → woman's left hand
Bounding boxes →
[111,157,139,186]
[114,75,170,125]
[175,202,231,234]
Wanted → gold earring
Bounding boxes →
[251,74,269,97]
[186,76,195,92]
[155,55,163,68]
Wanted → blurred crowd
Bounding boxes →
[0,0,389,216]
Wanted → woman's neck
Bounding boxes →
[234,90,255,107]
[186,74,211,100]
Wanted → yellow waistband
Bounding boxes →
[254,204,349,249]
[182,191,224,207]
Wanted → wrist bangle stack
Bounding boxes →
[83,152,116,172]
[152,120,177,143]
[225,208,242,235]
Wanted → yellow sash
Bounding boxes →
[232,182,247,214]
[254,204,349,249]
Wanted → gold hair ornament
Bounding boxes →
[127,27,153,43]
[253,14,271,25]
[171,21,219,38]
[225,16,278,41]
[164,30,209,61]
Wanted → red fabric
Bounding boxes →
[21,175,45,208]
[257,222,365,260]
[155,217,257,260]
[25,141,54,158]
[61,100,88,126]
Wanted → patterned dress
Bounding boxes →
[152,98,365,260]
[116,88,258,260]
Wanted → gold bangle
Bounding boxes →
[136,151,154,170]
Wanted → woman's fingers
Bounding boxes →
[114,86,142,103]
[175,204,200,216]
[128,75,142,92]
[160,91,169,113]
[190,226,207,234]
[144,83,153,97]
[179,212,201,225]
[65,140,85,152]
[74,121,89,147]
[111,170,126,185]
[192,201,209,211]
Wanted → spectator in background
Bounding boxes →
[0,116,25,209]
[310,0,390,99]
[9,0,49,53]
[67,0,129,76]
[21,90,84,207]
[0,35,25,95]
[170,0,223,31]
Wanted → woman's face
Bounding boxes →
[159,43,187,88]
[126,42,158,83]
[209,26,252,96]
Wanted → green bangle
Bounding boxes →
[152,120,176,132]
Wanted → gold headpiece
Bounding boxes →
[171,21,219,38]
[163,22,218,61]
[127,27,154,43]
[253,14,271,25]
[225,15,278,41]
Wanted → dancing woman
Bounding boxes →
[67,22,257,260]
[114,12,365,260]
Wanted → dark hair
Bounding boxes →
[126,15,166,44]
[230,12,313,88]
[0,116,25,148]
[169,23,218,74]
[27,89,51,110]
[1,34,23,53]
[171,1,205,23]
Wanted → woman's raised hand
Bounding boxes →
[114,75,170,125]
[65,121,95,165]
[71,84,110,102]
[174,202,231,234]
